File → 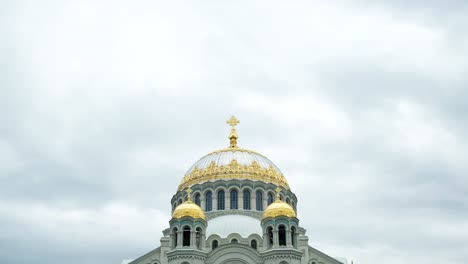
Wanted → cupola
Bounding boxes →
[172,188,206,221]
[177,116,290,191]
[262,187,296,219]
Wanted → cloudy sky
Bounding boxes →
[1,1,468,264]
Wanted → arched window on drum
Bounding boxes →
[194,193,201,207]
[256,190,263,211]
[230,189,238,209]
[183,226,191,247]
[243,190,251,210]
[267,192,274,205]
[278,225,286,246]
[218,190,225,210]
[205,191,212,212]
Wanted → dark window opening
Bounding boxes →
[206,191,212,212]
[212,240,218,250]
[256,190,263,211]
[230,190,238,209]
[267,192,274,205]
[279,225,286,246]
[183,226,191,247]
[218,190,225,210]
[243,190,251,210]
[251,239,257,249]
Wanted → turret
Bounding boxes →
[261,187,302,264]
[168,188,208,264]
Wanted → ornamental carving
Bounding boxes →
[178,159,290,191]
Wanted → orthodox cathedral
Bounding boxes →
[128,116,347,264]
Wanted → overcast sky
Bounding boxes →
[1,1,468,264]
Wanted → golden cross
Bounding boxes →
[186,188,192,201]
[226,116,240,148]
[226,115,240,128]
[275,187,281,200]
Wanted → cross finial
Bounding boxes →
[275,187,281,201]
[226,115,240,148]
[226,116,240,128]
[186,188,192,201]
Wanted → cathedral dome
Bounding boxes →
[172,200,206,221]
[262,197,296,219]
[178,147,289,191]
[178,116,290,191]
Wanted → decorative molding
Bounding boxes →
[167,249,207,261]
[178,159,290,191]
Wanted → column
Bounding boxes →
[177,231,183,247]
[190,231,195,248]
[286,230,292,247]
[239,191,244,210]
[273,230,279,249]
[201,233,206,249]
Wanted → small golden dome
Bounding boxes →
[172,188,206,221]
[172,201,206,221]
[262,200,296,219]
[262,187,296,220]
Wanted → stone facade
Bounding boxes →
[129,179,344,264]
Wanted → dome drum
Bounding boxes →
[171,180,298,220]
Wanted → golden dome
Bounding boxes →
[178,148,289,191]
[262,187,296,219]
[172,188,206,221]
[172,200,206,221]
[178,116,290,191]
[262,200,296,219]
